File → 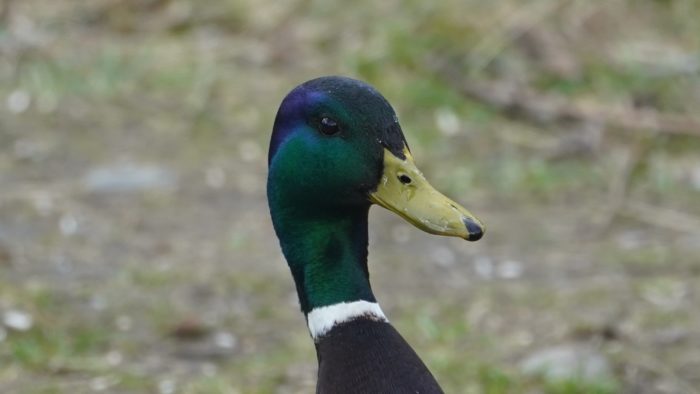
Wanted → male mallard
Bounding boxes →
[267,76,485,393]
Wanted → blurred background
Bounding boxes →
[1,0,699,393]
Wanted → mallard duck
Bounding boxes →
[267,76,485,393]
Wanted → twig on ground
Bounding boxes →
[621,202,700,235]
[461,80,700,137]
[432,64,700,137]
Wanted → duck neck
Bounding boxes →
[270,203,385,332]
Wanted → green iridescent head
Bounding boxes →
[267,76,484,313]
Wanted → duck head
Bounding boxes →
[267,76,484,314]
[268,76,484,241]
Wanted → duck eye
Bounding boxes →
[398,174,412,184]
[319,117,340,135]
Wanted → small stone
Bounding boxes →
[474,256,494,279]
[520,344,612,382]
[213,331,237,349]
[498,259,523,279]
[7,90,31,113]
[158,379,176,394]
[59,214,78,236]
[3,310,33,331]
[435,108,460,136]
[83,163,177,193]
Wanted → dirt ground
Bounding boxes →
[1,1,700,393]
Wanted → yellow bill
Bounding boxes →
[370,148,484,241]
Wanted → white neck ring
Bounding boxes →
[307,300,388,340]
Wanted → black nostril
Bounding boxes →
[462,217,484,241]
[398,175,412,184]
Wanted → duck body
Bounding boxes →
[316,318,443,393]
[267,76,483,393]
